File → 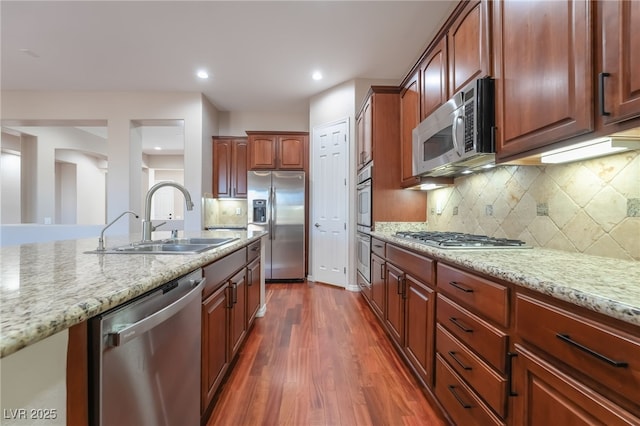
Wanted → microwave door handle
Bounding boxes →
[452,111,464,157]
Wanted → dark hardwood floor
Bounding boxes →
[206,281,446,426]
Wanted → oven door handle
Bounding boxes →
[107,278,205,347]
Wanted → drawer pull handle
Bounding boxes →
[374,244,383,248]
[449,317,473,333]
[507,352,518,397]
[449,281,474,293]
[556,334,628,368]
[448,351,472,370]
[448,385,472,409]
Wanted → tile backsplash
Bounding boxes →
[203,198,248,228]
[426,151,640,261]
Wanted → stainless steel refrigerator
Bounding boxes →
[247,171,305,281]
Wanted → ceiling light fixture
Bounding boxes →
[312,71,323,81]
[154,146,162,151]
[197,70,209,79]
[540,137,640,164]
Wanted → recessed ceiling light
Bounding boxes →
[312,71,323,81]
[197,70,209,79]
[154,146,162,151]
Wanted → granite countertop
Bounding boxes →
[371,232,640,328]
[0,230,266,358]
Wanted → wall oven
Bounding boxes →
[356,163,372,233]
[356,163,372,290]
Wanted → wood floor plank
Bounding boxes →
[206,282,446,426]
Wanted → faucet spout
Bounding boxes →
[97,210,139,251]
[142,182,194,242]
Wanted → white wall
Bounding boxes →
[219,110,309,136]
[1,91,218,235]
[1,152,21,223]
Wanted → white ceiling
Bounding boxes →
[1,0,457,114]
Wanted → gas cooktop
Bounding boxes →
[394,231,531,249]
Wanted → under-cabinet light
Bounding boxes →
[540,137,640,164]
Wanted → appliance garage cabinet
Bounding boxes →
[201,240,261,421]
[359,238,640,426]
[246,131,308,170]
[212,137,248,199]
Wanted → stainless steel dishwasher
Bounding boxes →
[89,269,205,426]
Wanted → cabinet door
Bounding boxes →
[201,284,228,413]
[385,262,405,347]
[448,0,491,96]
[404,275,435,387]
[228,268,247,358]
[232,139,247,198]
[356,111,365,169]
[246,257,261,328]
[213,139,232,198]
[248,135,277,169]
[493,0,593,160]
[277,135,305,169]
[420,36,448,121]
[360,96,373,167]
[512,344,640,426]
[370,253,385,319]
[400,71,420,187]
[599,0,640,125]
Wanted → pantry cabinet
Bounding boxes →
[493,0,593,160]
[246,132,308,170]
[597,0,640,126]
[212,137,247,198]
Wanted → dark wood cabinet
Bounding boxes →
[246,242,261,328]
[228,268,247,358]
[201,282,229,414]
[447,0,491,97]
[247,132,308,170]
[370,252,385,320]
[493,0,593,160]
[404,274,435,387]
[385,262,405,347]
[356,96,373,169]
[357,86,427,224]
[598,0,640,126]
[420,36,448,121]
[212,137,247,198]
[400,71,421,187]
[512,344,640,426]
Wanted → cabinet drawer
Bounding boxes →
[437,324,507,418]
[371,238,385,258]
[247,240,261,262]
[202,248,246,299]
[435,354,505,426]
[437,263,509,327]
[387,244,434,285]
[516,294,640,401]
[437,294,508,373]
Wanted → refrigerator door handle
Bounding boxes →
[271,186,276,240]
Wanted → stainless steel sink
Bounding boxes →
[87,237,239,254]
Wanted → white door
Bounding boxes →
[312,119,348,287]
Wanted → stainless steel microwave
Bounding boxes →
[412,77,495,177]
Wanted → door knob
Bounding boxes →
[314,223,320,228]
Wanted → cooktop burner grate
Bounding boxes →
[394,231,531,249]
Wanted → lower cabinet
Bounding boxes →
[200,241,263,420]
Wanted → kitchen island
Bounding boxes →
[0,230,266,425]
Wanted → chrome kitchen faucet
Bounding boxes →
[142,182,194,242]
[97,210,139,251]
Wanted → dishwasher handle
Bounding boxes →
[108,277,205,347]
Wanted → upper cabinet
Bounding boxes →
[447,0,491,96]
[400,71,421,187]
[212,137,247,199]
[493,0,593,160]
[246,132,308,170]
[598,0,640,127]
[356,96,373,169]
[419,36,448,121]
